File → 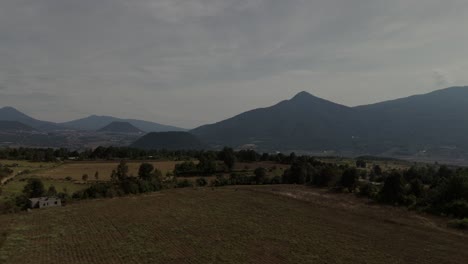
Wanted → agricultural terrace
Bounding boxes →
[0,185,466,264]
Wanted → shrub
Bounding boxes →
[339,168,358,192]
[357,183,379,199]
[270,176,282,184]
[378,171,406,205]
[443,200,468,218]
[211,175,229,187]
[195,177,208,187]
[447,218,468,230]
[254,167,267,184]
[176,179,193,188]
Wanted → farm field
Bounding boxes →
[0,179,89,198]
[0,160,59,176]
[0,185,466,264]
[28,161,184,181]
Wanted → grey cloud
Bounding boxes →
[432,70,452,87]
[1,0,468,127]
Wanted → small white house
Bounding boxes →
[29,197,62,209]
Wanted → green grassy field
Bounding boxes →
[0,185,466,264]
[0,179,88,198]
[0,160,59,176]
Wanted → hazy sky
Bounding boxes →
[1,0,468,128]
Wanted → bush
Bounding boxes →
[176,179,193,188]
[339,168,358,192]
[378,171,406,205]
[447,218,468,230]
[195,177,208,187]
[254,167,267,184]
[443,200,468,218]
[270,176,282,184]
[357,183,379,199]
[211,175,229,187]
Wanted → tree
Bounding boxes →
[82,174,89,182]
[138,163,154,180]
[373,165,383,176]
[313,167,338,187]
[379,171,406,204]
[408,179,424,198]
[23,178,45,198]
[356,160,367,168]
[113,160,129,181]
[254,167,267,184]
[340,168,358,192]
[219,147,236,171]
[196,177,208,187]
[197,156,217,175]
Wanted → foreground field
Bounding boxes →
[0,185,467,264]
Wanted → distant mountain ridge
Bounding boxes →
[131,132,205,150]
[192,86,468,159]
[3,86,468,161]
[98,122,144,134]
[61,115,185,132]
[0,107,185,132]
[0,107,65,131]
[0,121,36,132]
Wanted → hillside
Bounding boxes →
[98,121,143,134]
[192,87,468,159]
[0,107,64,131]
[0,121,35,132]
[192,91,355,150]
[62,115,185,132]
[131,131,205,150]
[354,86,468,150]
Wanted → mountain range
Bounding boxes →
[2,86,468,160]
[62,115,185,132]
[0,107,185,132]
[191,86,468,159]
[131,132,205,150]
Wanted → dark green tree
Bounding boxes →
[356,160,367,168]
[138,163,154,180]
[373,165,383,176]
[197,156,217,175]
[254,167,267,184]
[340,168,358,192]
[379,171,406,204]
[113,160,129,181]
[23,178,45,198]
[219,147,236,171]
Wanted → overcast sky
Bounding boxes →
[1,0,468,128]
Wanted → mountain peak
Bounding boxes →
[1,106,21,113]
[291,91,315,100]
[98,121,143,133]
